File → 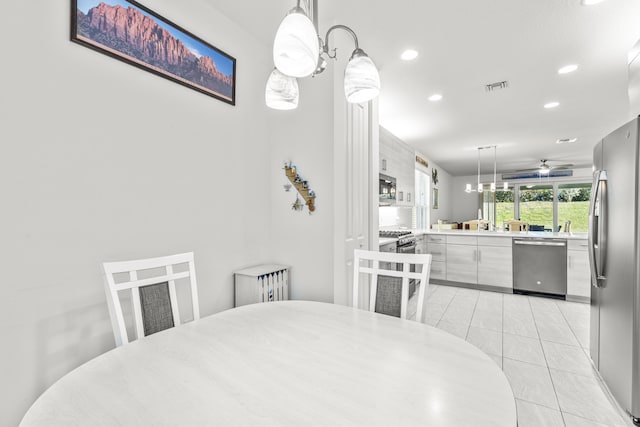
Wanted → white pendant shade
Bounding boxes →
[273,10,319,78]
[265,69,299,110]
[344,51,380,103]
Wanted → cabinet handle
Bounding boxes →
[478,250,481,263]
[382,159,387,171]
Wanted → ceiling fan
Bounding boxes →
[516,159,574,174]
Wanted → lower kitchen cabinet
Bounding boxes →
[415,234,427,254]
[567,240,590,299]
[446,244,478,284]
[426,242,446,280]
[430,261,446,280]
[477,237,513,289]
[478,245,512,288]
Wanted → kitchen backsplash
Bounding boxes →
[379,206,413,229]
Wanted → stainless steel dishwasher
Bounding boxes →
[512,238,567,297]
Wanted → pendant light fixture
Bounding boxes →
[465,146,507,193]
[267,0,380,109]
[265,68,299,110]
[273,5,319,78]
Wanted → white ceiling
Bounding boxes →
[209,0,640,176]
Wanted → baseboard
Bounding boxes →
[430,279,513,294]
[566,294,590,304]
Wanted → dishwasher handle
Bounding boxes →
[514,240,566,247]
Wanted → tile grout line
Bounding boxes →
[434,286,457,327]
[530,297,568,425]
[463,288,480,340]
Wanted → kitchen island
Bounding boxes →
[381,229,589,302]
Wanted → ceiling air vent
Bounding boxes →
[485,81,509,92]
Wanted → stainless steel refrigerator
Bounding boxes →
[590,117,640,425]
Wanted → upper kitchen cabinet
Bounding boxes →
[379,127,415,206]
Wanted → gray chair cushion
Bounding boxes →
[139,282,174,336]
[375,276,402,318]
[375,276,417,318]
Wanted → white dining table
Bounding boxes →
[21,301,516,426]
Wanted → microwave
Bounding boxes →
[379,173,396,205]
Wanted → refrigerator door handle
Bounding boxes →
[588,170,608,288]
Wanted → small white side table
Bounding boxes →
[234,264,289,307]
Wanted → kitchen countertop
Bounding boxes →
[413,229,587,240]
[378,229,588,245]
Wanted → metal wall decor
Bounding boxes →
[284,162,316,213]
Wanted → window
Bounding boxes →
[495,188,515,226]
[413,170,429,228]
[519,184,554,231]
[480,180,591,232]
[482,187,514,227]
[557,183,591,232]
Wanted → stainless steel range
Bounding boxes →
[379,230,416,253]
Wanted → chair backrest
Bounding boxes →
[102,252,200,347]
[504,220,529,231]
[352,249,432,322]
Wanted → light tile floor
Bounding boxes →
[422,284,634,427]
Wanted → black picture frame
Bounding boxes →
[71,0,236,105]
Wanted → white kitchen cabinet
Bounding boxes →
[447,243,478,284]
[478,246,513,288]
[430,261,446,281]
[415,234,427,254]
[567,240,590,299]
[477,236,513,289]
[426,235,447,245]
[426,239,446,280]
[379,127,415,206]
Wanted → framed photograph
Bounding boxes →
[432,188,439,209]
[72,0,236,105]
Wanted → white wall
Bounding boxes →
[268,76,335,303]
[0,1,337,424]
[428,160,453,225]
[414,152,453,226]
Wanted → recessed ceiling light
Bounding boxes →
[428,94,443,102]
[558,64,578,74]
[544,102,560,109]
[582,0,606,5]
[401,50,418,61]
[556,137,579,144]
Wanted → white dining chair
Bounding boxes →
[102,252,200,347]
[352,249,432,322]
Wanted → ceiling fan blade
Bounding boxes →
[550,163,573,169]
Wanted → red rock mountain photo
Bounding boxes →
[76,2,233,99]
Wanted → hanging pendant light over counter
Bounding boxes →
[465,146,508,193]
[266,0,380,109]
